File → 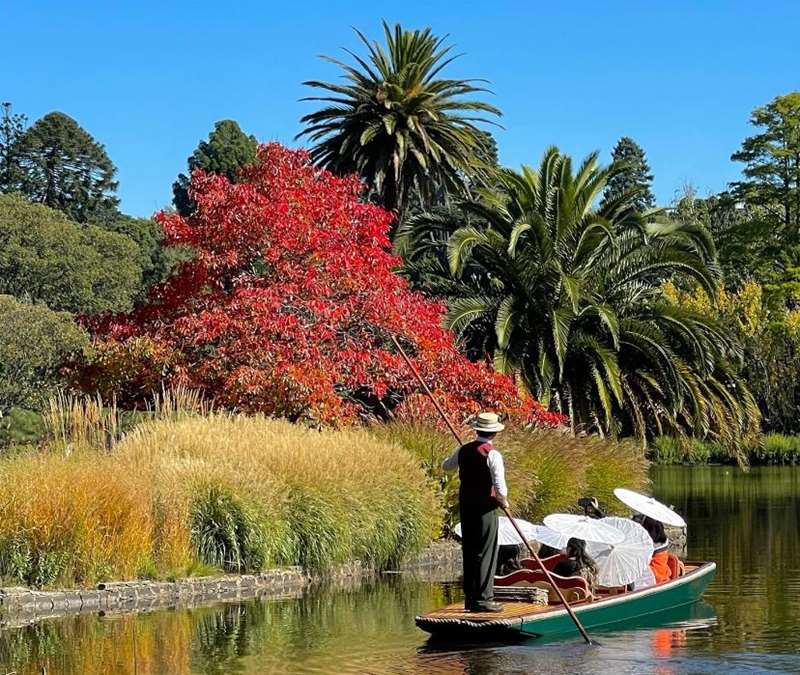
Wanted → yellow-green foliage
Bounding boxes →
[0,416,440,587]
[504,429,649,521]
[377,422,649,527]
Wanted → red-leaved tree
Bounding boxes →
[80,144,563,428]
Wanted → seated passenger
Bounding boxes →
[536,543,563,559]
[638,515,672,583]
[496,543,524,576]
[552,537,598,589]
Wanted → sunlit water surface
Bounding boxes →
[1,466,799,674]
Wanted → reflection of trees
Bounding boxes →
[653,466,800,652]
[0,579,456,674]
[0,611,192,675]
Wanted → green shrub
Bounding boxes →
[753,434,800,464]
[649,436,727,464]
[0,193,143,314]
[650,434,800,465]
[0,407,45,447]
[0,296,90,415]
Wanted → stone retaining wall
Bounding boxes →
[0,541,462,627]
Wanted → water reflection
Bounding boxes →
[1,467,799,674]
[654,465,800,655]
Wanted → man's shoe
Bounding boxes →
[470,601,504,613]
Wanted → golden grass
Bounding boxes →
[0,453,153,586]
[0,414,441,586]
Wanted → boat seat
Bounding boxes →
[494,568,593,604]
[520,553,566,572]
[530,581,592,604]
[667,553,686,578]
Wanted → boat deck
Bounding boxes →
[422,600,556,622]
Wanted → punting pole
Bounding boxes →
[390,334,595,645]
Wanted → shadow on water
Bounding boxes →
[2,466,800,673]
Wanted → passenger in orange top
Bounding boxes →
[638,515,673,583]
[649,549,672,583]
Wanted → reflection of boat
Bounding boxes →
[415,561,716,641]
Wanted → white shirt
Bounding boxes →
[442,435,508,498]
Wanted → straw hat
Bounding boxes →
[471,412,505,433]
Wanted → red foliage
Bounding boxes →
[83,144,564,428]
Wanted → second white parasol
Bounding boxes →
[531,525,570,551]
[543,513,625,545]
[614,488,687,527]
[586,517,655,587]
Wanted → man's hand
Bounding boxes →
[497,495,509,510]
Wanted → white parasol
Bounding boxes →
[530,525,569,551]
[585,517,655,587]
[543,513,625,545]
[454,516,540,546]
[614,488,687,527]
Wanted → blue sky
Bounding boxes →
[2,1,798,218]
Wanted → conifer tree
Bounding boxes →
[13,112,119,222]
[172,120,258,216]
[601,136,656,212]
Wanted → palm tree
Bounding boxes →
[297,22,500,226]
[398,147,759,455]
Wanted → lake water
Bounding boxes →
[1,466,799,674]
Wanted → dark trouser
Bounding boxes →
[460,502,499,608]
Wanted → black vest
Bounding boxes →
[458,440,496,509]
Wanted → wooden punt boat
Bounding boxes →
[415,560,716,640]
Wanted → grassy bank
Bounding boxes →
[0,398,650,589]
[373,423,650,533]
[650,434,800,465]
[0,416,440,588]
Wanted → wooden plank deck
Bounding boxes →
[421,600,550,622]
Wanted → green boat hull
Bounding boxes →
[519,562,716,638]
[417,561,716,641]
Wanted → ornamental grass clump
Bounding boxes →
[378,422,650,528]
[116,415,441,576]
[0,453,153,586]
[0,415,441,587]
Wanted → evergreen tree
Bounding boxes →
[600,136,656,212]
[13,112,119,222]
[172,119,258,216]
[96,214,190,295]
[0,102,27,193]
[731,92,800,237]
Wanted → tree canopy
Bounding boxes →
[0,294,90,413]
[298,21,500,224]
[80,143,563,428]
[731,92,800,234]
[0,193,142,314]
[11,112,119,222]
[398,147,759,453]
[172,119,258,216]
[0,102,27,193]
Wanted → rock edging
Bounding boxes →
[0,541,462,626]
